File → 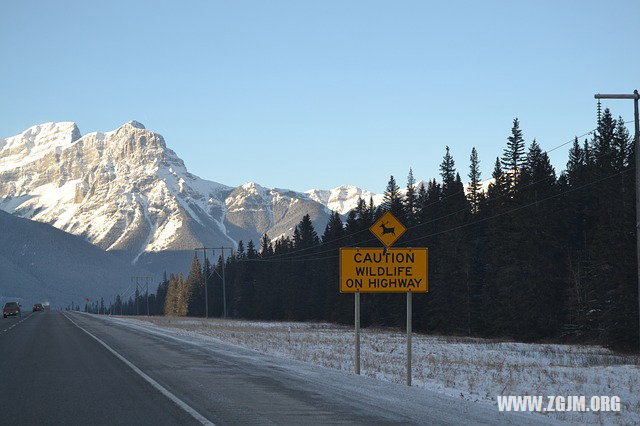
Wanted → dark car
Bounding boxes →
[3,301,21,318]
[33,303,44,312]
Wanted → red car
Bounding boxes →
[33,303,44,312]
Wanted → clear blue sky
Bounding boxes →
[1,1,638,193]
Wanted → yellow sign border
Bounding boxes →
[369,211,407,247]
[339,247,428,293]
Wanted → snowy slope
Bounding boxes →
[0,121,233,265]
[225,182,330,244]
[0,121,332,271]
[0,122,81,173]
[305,185,384,216]
[1,121,491,275]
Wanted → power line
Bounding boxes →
[254,162,631,262]
[256,121,634,262]
[399,167,633,246]
[195,246,234,318]
[238,254,338,263]
[239,167,633,263]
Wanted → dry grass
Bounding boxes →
[125,316,640,424]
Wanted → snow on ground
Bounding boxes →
[113,316,639,424]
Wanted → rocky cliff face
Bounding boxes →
[0,121,335,272]
[225,182,330,245]
[0,121,233,265]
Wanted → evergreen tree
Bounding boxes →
[164,273,179,316]
[613,117,631,172]
[354,197,367,223]
[487,157,506,200]
[184,253,204,316]
[294,214,320,248]
[566,137,584,184]
[175,272,187,316]
[382,175,404,218]
[322,212,344,243]
[366,196,376,225]
[236,241,245,258]
[467,147,482,213]
[501,118,526,187]
[594,108,616,170]
[404,168,417,225]
[155,272,169,316]
[260,234,274,256]
[247,240,257,259]
[345,210,359,243]
[439,146,456,191]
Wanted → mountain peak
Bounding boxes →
[0,122,81,173]
[241,181,274,192]
[123,120,145,130]
[16,122,81,144]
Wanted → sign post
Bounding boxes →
[339,211,428,386]
[355,292,360,375]
[407,291,412,386]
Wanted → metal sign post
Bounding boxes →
[406,291,412,386]
[339,212,428,385]
[355,292,360,375]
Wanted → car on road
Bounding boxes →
[3,301,21,318]
[33,303,44,312]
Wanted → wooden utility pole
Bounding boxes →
[595,90,640,350]
[195,246,233,318]
[131,276,154,317]
[194,247,210,318]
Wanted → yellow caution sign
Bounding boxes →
[340,248,428,293]
[370,211,406,247]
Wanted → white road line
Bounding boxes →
[1,313,34,334]
[63,313,215,426]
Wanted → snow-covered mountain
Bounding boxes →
[0,121,233,261]
[0,120,491,276]
[305,185,384,216]
[0,121,337,273]
[225,182,331,246]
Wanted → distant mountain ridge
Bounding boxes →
[0,209,151,307]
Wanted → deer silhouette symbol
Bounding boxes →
[379,221,395,236]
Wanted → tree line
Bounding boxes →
[110,108,638,351]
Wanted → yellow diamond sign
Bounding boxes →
[370,211,406,247]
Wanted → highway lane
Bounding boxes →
[1,311,556,425]
[0,311,197,425]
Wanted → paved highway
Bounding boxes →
[0,311,195,425]
[0,311,556,425]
